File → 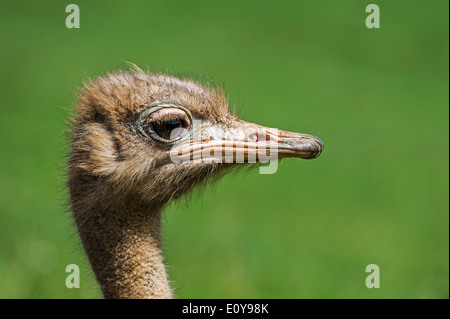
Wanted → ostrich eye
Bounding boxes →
[138,105,192,143]
[151,118,188,141]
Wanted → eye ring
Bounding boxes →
[136,103,193,144]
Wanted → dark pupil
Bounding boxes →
[151,119,186,140]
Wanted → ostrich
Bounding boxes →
[68,68,323,299]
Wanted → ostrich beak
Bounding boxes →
[170,120,324,163]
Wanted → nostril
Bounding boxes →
[249,133,268,142]
[257,134,269,142]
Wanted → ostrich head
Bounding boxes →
[69,70,323,211]
[68,68,324,298]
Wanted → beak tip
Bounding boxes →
[276,134,324,160]
[306,142,324,159]
[296,136,324,160]
[314,137,324,158]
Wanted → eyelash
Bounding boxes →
[149,113,186,124]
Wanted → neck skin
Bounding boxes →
[74,204,173,299]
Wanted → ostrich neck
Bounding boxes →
[74,205,173,299]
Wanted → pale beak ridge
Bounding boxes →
[170,120,324,163]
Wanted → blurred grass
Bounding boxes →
[0,0,448,298]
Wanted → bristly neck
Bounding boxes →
[73,203,173,299]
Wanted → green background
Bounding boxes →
[0,0,448,298]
